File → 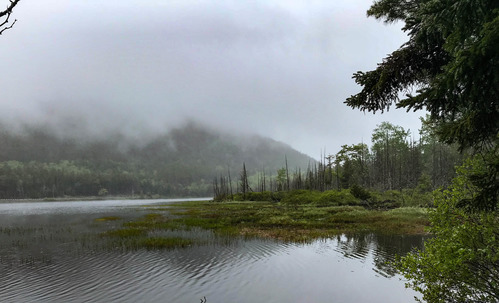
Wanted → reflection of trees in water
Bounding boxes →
[333,233,427,277]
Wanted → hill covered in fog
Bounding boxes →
[0,122,314,198]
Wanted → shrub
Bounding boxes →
[245,191,273,201]
[398,157,499,302]
[399,188,434,207]
[281,190,321,205]
[349,184,371,200]
[315,190,359,206]
[232,191,283,202]
[380,190,402,201]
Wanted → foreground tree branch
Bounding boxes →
[0,0,21,35]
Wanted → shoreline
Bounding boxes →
[0,196,212,204]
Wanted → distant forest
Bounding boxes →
[214,118,463,202]
[0,122,312,199]
[0,118,462,200]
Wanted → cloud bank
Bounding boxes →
[1,0,423,157]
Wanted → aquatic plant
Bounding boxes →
[136,237,193,249]
[94,216,121,222]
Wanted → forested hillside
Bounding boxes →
[0,122,313,199]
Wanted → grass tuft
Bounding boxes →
[137,237,193,249]
[94,216,121,222]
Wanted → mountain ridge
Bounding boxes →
[0,121,314,198]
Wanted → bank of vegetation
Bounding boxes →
[99,201,428,246]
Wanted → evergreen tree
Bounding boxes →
[345,1,499,301]
[346,0,499,152]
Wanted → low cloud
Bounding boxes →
[1,0,423,157]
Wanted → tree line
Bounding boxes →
[0,160,211,199]
[0,123,313,199]
[213,118,463,201]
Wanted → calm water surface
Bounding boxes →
[0,199,424,303]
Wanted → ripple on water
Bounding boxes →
[0,236,423,303]
[0,200,424,303]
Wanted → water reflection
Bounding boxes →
[0,200,424,303]
[332,233,426,277]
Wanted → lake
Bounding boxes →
[0,199,424,303]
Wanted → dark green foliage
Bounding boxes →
[346,0,498,211]
[232,189,363,207]
[233,191,284,202]
[350,184,371,200]
[346,0,499,151]
[315,190,359,207]
[243,191,274,201]
[281,190,322,205]
[349,1,499,300]
[232,189,364,207]
[457,146,499,212]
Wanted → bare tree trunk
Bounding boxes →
[285,156,290,191]
[227,167,233,200]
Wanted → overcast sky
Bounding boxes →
[1,0,424,158]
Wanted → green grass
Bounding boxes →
[97,200,430,246]
[231,188,434,208]
[97,212,201,250]
[154,200,430,242]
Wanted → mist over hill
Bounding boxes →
[0,121,314,198]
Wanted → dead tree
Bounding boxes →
[227,166,233,200]
[239,163,250,199]
[285,155,290,191]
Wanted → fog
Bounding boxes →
[1,0,423,158]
